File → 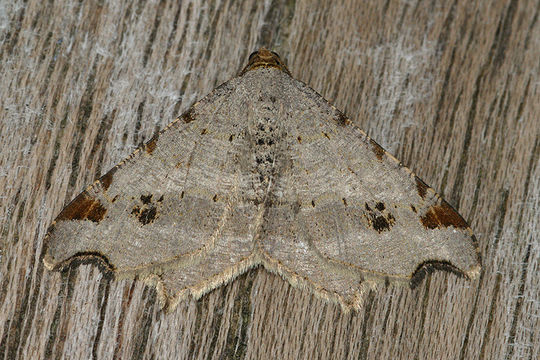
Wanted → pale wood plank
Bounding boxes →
[0,0,538,359]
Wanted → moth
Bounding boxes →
[44,49,481,311]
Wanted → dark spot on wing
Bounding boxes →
[420,201,469,229]
[415,176,429,199]
[201,128,207,135]
[364,201,395,233]
[140,194,152,204]
[410,205,417,213]
[342,198,348,206]
[322,132,330,139]
[111,195,118,203]
[229,134,234,142]
[131,194,161,225]
[181,108,195,123]
[56,192,107,223]
[180,191,184,199]
[292,200,301,214]
[372,215,391,232]
[335,111,350,126]
[297,136,302,143]
[370,139,385,161]
[311,200,315,207]
[131,206,157,225]
[213,194,218,202]
[139,207,157,225]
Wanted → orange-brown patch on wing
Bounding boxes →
[415,176,428,199]
[56,192,107,223]
[99,167,117,191]
[146,133,159,155]
[370,139,385,161]
[420,201,469,229]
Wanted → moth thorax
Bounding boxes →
[251,96,281,198]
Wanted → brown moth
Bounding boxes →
[44,49,481,311]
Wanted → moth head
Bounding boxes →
[240,48,291,76]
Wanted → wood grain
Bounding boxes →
[0,0,537,359]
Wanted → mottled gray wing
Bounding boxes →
[44,81,258,304]
[260,73,480,307]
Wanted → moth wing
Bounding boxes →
[44,81,257,295]
[261,78,480,307]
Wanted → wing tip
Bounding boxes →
[463,263,482,280]
[410,259,481,288]
[43,250,116,276]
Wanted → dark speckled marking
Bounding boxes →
[420,201,469,229]
[140,194,152,204]
[138,207,157,225]
[372,215,391,232]
[57,192,107,223]
[181,108,195,123]
[370,139,385,161]
[335,112,350,126]
[364,202,395,233]
[292,200,301,214]
[131,205,157,225]
[130,194,160,225]
[415,176,428,199]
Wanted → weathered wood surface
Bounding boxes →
[0,0,538,359]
